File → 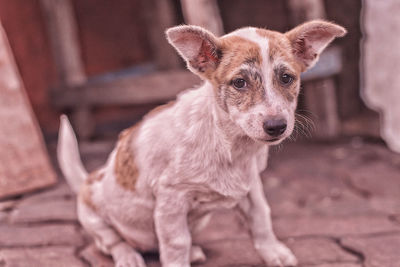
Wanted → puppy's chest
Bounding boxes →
[190,190,239,212]
[200,158,254,198]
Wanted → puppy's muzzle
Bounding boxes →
[263,118,287,137]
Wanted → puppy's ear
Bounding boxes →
[166,25,221,77]
[286,20,346,71]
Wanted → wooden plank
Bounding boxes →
[142,0,181,69]
[341,111,380,138]
[288,0,341,139]
[39,0,94,139]
[52,70,201,107]
[288,0,326,25]
[39,0,86,86]
[51,45,342,108]
[40,0,95,138]
[180,0,224,36]
[303,79,340,138]
[0,24,56,199]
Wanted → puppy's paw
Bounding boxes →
[256,240,297,267]
[112,243,146,267]
[115,253,146,267]
[190,245,206,263]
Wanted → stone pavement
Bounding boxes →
[1,137,400,267]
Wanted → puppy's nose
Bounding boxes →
[263,119,287,137]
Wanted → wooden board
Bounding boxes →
[142,0,181,69]
[52,70,200,107]
[0,23,56,199]
[288,0,340,139]
[39,0,86,86]
[180,0,224,36]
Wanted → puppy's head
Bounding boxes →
[166,21,346,144]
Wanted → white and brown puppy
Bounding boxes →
[58,20,346,267]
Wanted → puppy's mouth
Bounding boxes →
[256,137,283,144]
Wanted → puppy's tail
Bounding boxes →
[57,115,88,194]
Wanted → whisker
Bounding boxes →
[294,112,316,139]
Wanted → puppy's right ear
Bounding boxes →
[166,25,221,78]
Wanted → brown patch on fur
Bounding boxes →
[256,29,301,74]
[214,35,262,82]
[114,101,175,191]
[256,29,301,102]
[80,169,104,210]
[211,35,265,112]
[115,125,140,191]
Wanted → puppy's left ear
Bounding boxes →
[286,20,347,72]
[166,25,221,78]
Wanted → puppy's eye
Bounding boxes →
[280,73,294,85]
[232,78,247,90]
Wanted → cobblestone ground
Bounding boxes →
[1,137,400,267]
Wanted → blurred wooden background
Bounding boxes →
[0,0,372,143]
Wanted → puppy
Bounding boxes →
[58,20,346,267]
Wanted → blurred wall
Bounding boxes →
[0,0,58,133]
[71,0,151,76]
[219,0,363,119]
[325,0,363,119]
[0,0,363,138]
[0,0,153,135]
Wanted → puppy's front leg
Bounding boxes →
[239,163,297,266]
[154,188,191,267]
